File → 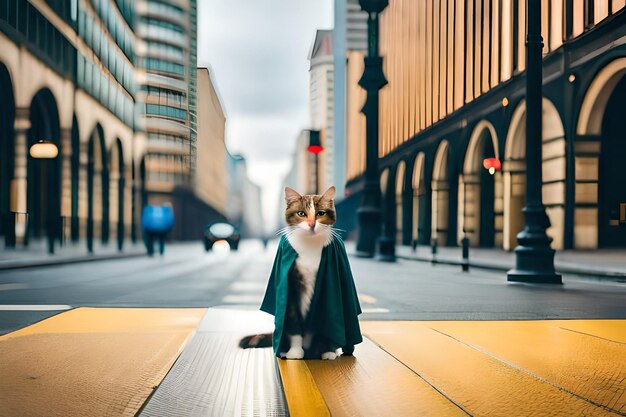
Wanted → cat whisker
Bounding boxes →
[275,226,296,237]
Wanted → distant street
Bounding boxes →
[1,240,626,335]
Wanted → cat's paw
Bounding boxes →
[285,347,305,359]
[321,351,337,360]
[279,352,287,359]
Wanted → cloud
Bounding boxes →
[225,113,306,163]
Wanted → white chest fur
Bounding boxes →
[287,231,329,317]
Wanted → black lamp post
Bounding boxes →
[307,130,323,194]
[29,140,59,255]
[356,0,388,258]
[507,1,561,284]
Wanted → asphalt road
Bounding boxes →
[1,240,625,335]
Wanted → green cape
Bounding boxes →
[260,236,363,358]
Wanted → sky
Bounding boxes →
[198,0,334,231]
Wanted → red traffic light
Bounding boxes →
[307,144,324,154]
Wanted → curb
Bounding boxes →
[0,251,147,271]
[396,254,626,281]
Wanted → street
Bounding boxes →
[1,241,626,416]
[2,240,626,336]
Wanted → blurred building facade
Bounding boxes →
[136,0,194,198]
[308,29,334,195]
[195,67,227,214]
[136,0,222,240]
[345,1,626,250]
[332,0,367,201]
[0,0,145,252]
[226,154,264,239]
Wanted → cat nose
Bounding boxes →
[308,221,316,230]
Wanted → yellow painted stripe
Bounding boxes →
[362,321,618,417]
[0,307,206,417]
[306,338,468,417]
[558,319,626,344]
[277,359,330,417]
[427,320,626,413]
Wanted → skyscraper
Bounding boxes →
[136,0,195,204]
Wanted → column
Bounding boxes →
[60,127,72,245]
[11,108,30,246]
[572,135,600,249]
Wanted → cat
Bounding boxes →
[240,185,349,360]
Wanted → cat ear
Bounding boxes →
[285,187,302,203]
[320,186,336,201]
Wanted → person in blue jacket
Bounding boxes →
[141,203,174,256]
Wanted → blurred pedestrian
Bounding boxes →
[141,203,174,256]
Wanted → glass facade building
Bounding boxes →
[136,0,195,193]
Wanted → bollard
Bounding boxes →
[411,239,418,253]
[430,239,438,264]
[461,236,469,272]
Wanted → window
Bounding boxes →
[144,58,184,76]
[145,104,187,120]
[141,17,184,34]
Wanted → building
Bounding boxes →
[135,0,197,226]
[195,67,227,215]
[345,1,626,250]
[0,0,145,252]
[309,29,334,194]
[332,0,368,201]
[226,154,264,240]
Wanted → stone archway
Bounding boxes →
[460,121,502,247]
[503,98,566,250]
[431,141,449,246]
[395,161,406,245]
[577,57,626,248]
[412,153,427,244]
[0,63,16,246]
[26,89,61,250]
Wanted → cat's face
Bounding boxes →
[285,186,336,237]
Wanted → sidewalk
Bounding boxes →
[0,239,146,270]
[2,307,625,416]
[395,244,626,278]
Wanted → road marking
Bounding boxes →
[0,283,28,291]
[358,293,377,304]
[221,294,263,304]
[361,307,390,313]
[229,282,266,291]
[0,305,72,311]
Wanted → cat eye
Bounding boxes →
[296,211,306,217]
[316,211,326,217]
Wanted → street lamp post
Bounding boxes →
[507,2,561,284]
[29,140,59,255]
[356,0,388,258]
[307,130,323,194]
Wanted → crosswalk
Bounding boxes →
[218,256,271,308]
[218,251,391,315]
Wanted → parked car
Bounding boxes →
[203,222,240,251]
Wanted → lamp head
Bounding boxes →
[29,141,59,159]
[358,0,389,14]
